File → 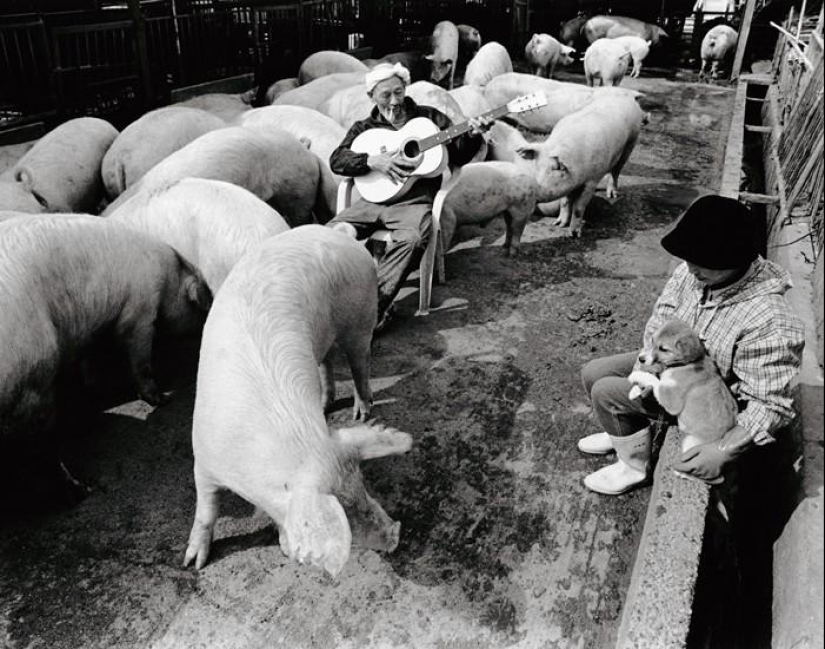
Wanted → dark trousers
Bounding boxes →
[327,194,433,315]
[581,351,667,437]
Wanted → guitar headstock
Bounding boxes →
[507,92,548,114]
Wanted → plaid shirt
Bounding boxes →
[643,258,805,444]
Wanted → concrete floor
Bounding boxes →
[0,69,735,649]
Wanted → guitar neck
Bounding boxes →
[417,104,510,153]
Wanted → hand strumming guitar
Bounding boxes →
[367,153,417,185]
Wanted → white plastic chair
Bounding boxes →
[335,166,461,316]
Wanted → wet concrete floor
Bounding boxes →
[0,69,735,648]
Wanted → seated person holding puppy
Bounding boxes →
[327,62,492,332]
[577,194,805,495]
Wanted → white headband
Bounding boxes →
[365,62,411,93]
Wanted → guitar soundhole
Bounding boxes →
[402,140,421,159]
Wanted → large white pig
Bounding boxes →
[298,50,369,85]
[321,83,373,129]
[584,38,633,86]
[110,178,290,293]
[175,92,254,122]
[442,161,538,256]
[699,25,739,80]
[514,93,645,236]
[448,84,492,119]
[463,41,514,88]
[0,214,211,435]
[426,20,460,89]
[264,77,300,104]
[2,117,118,213]
[101,106,226,200]
[237,105,347,182]
[484,73,591,133]
[406,80,465,124]
[184,225,410,576]
[583,15,669,47]
[612,35,651,78]
[524,33,576,79]
[104,126,337,227]
[273,72,365,112]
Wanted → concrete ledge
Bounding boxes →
[769,220,825,649]
[615,429,710,649]
[170,73,255,104]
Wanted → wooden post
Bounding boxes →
[731,0,757,80]
[126,0,153,109]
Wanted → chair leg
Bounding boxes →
[435,229,446,285]
[415,225,438,317]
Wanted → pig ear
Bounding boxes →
[284,487,352,577]
[14,167,32,189]
[334,423,413,460]
[184,275,212,311]
[14,167,49,208]
[515,144,539,161]
[424,54,434,61]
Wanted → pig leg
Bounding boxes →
[319,353,336,414]
[606,135,639,199]
[116,315,166,406]
[699,59,708,80]
[585,70,595,87]
[341,334,373,421]
[183,466,220,569]
[568,182,597,237]
[632,59,642,78]
[710,60,720,80]
[555,194,575,228]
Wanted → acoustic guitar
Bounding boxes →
[350,92,547,204]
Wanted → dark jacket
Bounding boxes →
[329,97,483,201]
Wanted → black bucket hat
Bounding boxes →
[661,194,758,270]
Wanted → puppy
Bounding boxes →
[628,320,738,456]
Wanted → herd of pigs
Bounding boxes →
[0,14,737,576]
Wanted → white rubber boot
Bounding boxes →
[577,431,614,455]
[583,428,651,495]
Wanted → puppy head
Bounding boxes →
[646,320,706,368]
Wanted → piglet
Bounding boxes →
[426,20,459,89]
[700,25,739,81]
[584,38,633,86]
[524,33,576,79]
[184,225,410,576]
[442,161,538,256]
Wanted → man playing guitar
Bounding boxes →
[327,62,493,333]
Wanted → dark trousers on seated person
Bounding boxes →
[581,351,668,436]
[327,193,433,316]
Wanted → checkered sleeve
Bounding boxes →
[734,297,806,444]
[642,263,688,350]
